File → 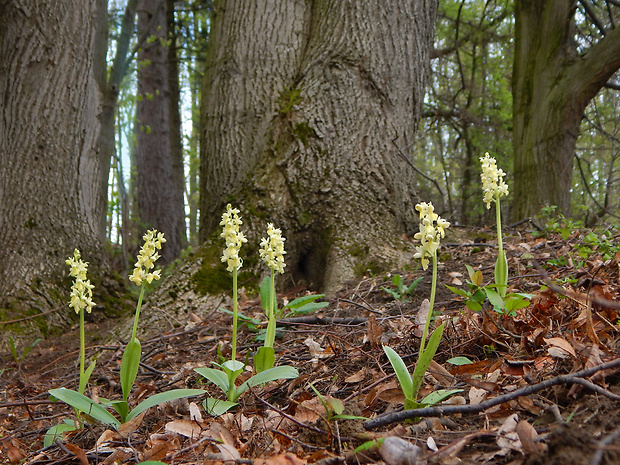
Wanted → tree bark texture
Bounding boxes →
[0,0,107,319]
[136,0,184,264]
[200,0,437,292]
[512,0,620,220]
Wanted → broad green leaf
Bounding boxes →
[383,346,413,400]
[504,294,532,312]
[421,388,463,406]
[445,284,469,298]
[446,356,473,366]
[120,338,141,402]
[44,420,77,447]
[254,346,275,373]
[354,438,384,453]
[111,400,130,423]
[194,367,230,393]
[405,276,424,294]
[288,301,328,314]
[284,294,326,309]
[485,288,505,309]
[127,389,205,421]
[260,276,276,314]
[78,360,96,395]
[494,250,508,297]
[327,397,344,415]
[410,323,445,407]
[237,365,299,397]
[333,414,368,420]
[382,287,403,300]
[204,398,237,416]
[49,388,120,429]
[465,300,483,312]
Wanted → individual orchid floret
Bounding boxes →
[129,229,165,285]
[219,204,247,272]
[260,223,286,274]
[480,152,509,209]
[66,249,95,314]
[413,202,450,270]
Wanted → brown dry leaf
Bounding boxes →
[165,419,202,439]
[215,443,241,461]
[2,438,25,464]
[544,337,577,358]
[118,410,146,438]
[428,359,456,387]
[379,436,421,465]
[345,367,368,384]
[516,419,544,454]
[189,401,203,422]
[496,414,522,452]
[253,453,306,465]
[101,449,129,465]
[366,314,383,349]
[64,443,89,465]
[142,442,171,462]
[294,396,331,423]
[468,386,488,405]
[414,299,431,337]
[206,419,237,446]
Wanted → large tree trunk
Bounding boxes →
[200,0,437,292]
[0,1,107,323]
[136,0,185,264]
[512,0,620,220]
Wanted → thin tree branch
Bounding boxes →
[578,0,608,36]
[363,358,620,429]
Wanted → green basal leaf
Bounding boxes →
[236,365,299,398]
[466,300,483,312]
[494,250,508,297]
[78,360,96,396]
[406,276,424,294]
[49,388,120,429]
[254,346,275,373]
[111,400,130,423]
[327,397,344,415]
[284,294,326,309]
[120,338,141,402]
[420,388,463,406]
[260,276,276,314]
[504,294,532,312]
[333,414,368,420]
[194,367,230,393]
[446,356,473,365]
[445,284,469,298]
[383,346,414,401]
[287,301,329,315]
[44,419,77,447]
[382,287,403,300]
[410,323,445,407]
[485,288,505,309]
[204,398,238,416]
[354,438,384,453]
[127,389,205,421]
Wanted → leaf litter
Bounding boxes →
[1,226,620,464]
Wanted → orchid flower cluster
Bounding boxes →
[46,231,204,445]
[66,249,95,315]
[194,205,297,416]
[480,152,508,297]
[384,202,452,410]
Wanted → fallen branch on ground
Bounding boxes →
[363,357,620,429]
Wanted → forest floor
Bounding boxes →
[2,222,620,465]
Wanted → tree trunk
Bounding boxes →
[512,0,620,220]
[136,0,184,263]
[0,0,107,321]
[200,0,437,292]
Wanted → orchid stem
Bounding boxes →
[231,268,238,361]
